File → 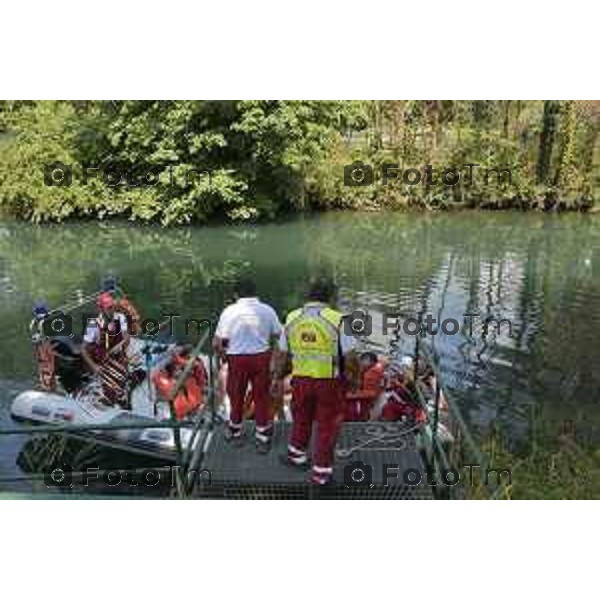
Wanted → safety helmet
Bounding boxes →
[173,353,188,369]
[387,361,404,376]
[32,300,49,320]
[101,275,117,293]
[399,355,414,370]
[388,355,414,377]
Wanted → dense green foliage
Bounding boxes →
[0,100,598,223]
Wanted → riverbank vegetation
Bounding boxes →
[477,426,600,500]
[0,101,598,224]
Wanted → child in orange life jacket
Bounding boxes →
[344,352,385,421]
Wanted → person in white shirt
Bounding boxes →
[82,293,130,373]
[81,292,131,407]
[213,276,282,451]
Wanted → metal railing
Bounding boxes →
[336,293,510,500]
[2,286,508,500]
[413,339,510,499]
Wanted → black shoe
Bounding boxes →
[116,397,131,410]
[255,435,272,454]
[224,428,244,447]
[309,472,334,486]
[278,454,309,471]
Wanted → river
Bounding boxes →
[1,212,599,494]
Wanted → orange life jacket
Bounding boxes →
[152,353,206,420]
[345,362,385,421]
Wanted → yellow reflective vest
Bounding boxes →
[284,304,343,379]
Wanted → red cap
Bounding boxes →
[96,292,115,311]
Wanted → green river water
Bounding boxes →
[1,212,599,494]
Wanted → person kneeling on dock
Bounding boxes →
[344,352,385,421]
[380,357,426,423]
[81,292,131,408]
[273,277,358,485]
[213,276,283,452]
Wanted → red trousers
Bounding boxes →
[344,399,371,421]
[289,377,345,470]
[226,352,272,430]
[381,400,426,423]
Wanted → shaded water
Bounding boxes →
[1,212,599,492]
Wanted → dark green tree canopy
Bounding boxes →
[0,100,597,223]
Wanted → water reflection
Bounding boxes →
[1,213,599,452]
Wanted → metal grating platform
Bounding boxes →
[195,421,433,499]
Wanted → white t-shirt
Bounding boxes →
[83,313,129,344]
[215,297,282,355]
[278,303,356,355]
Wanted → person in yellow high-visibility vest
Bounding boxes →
[273,277,358,485]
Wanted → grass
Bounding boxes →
[474,430,600,500]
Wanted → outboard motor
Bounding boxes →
[50,336,86,393]
[31,301,86,393]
